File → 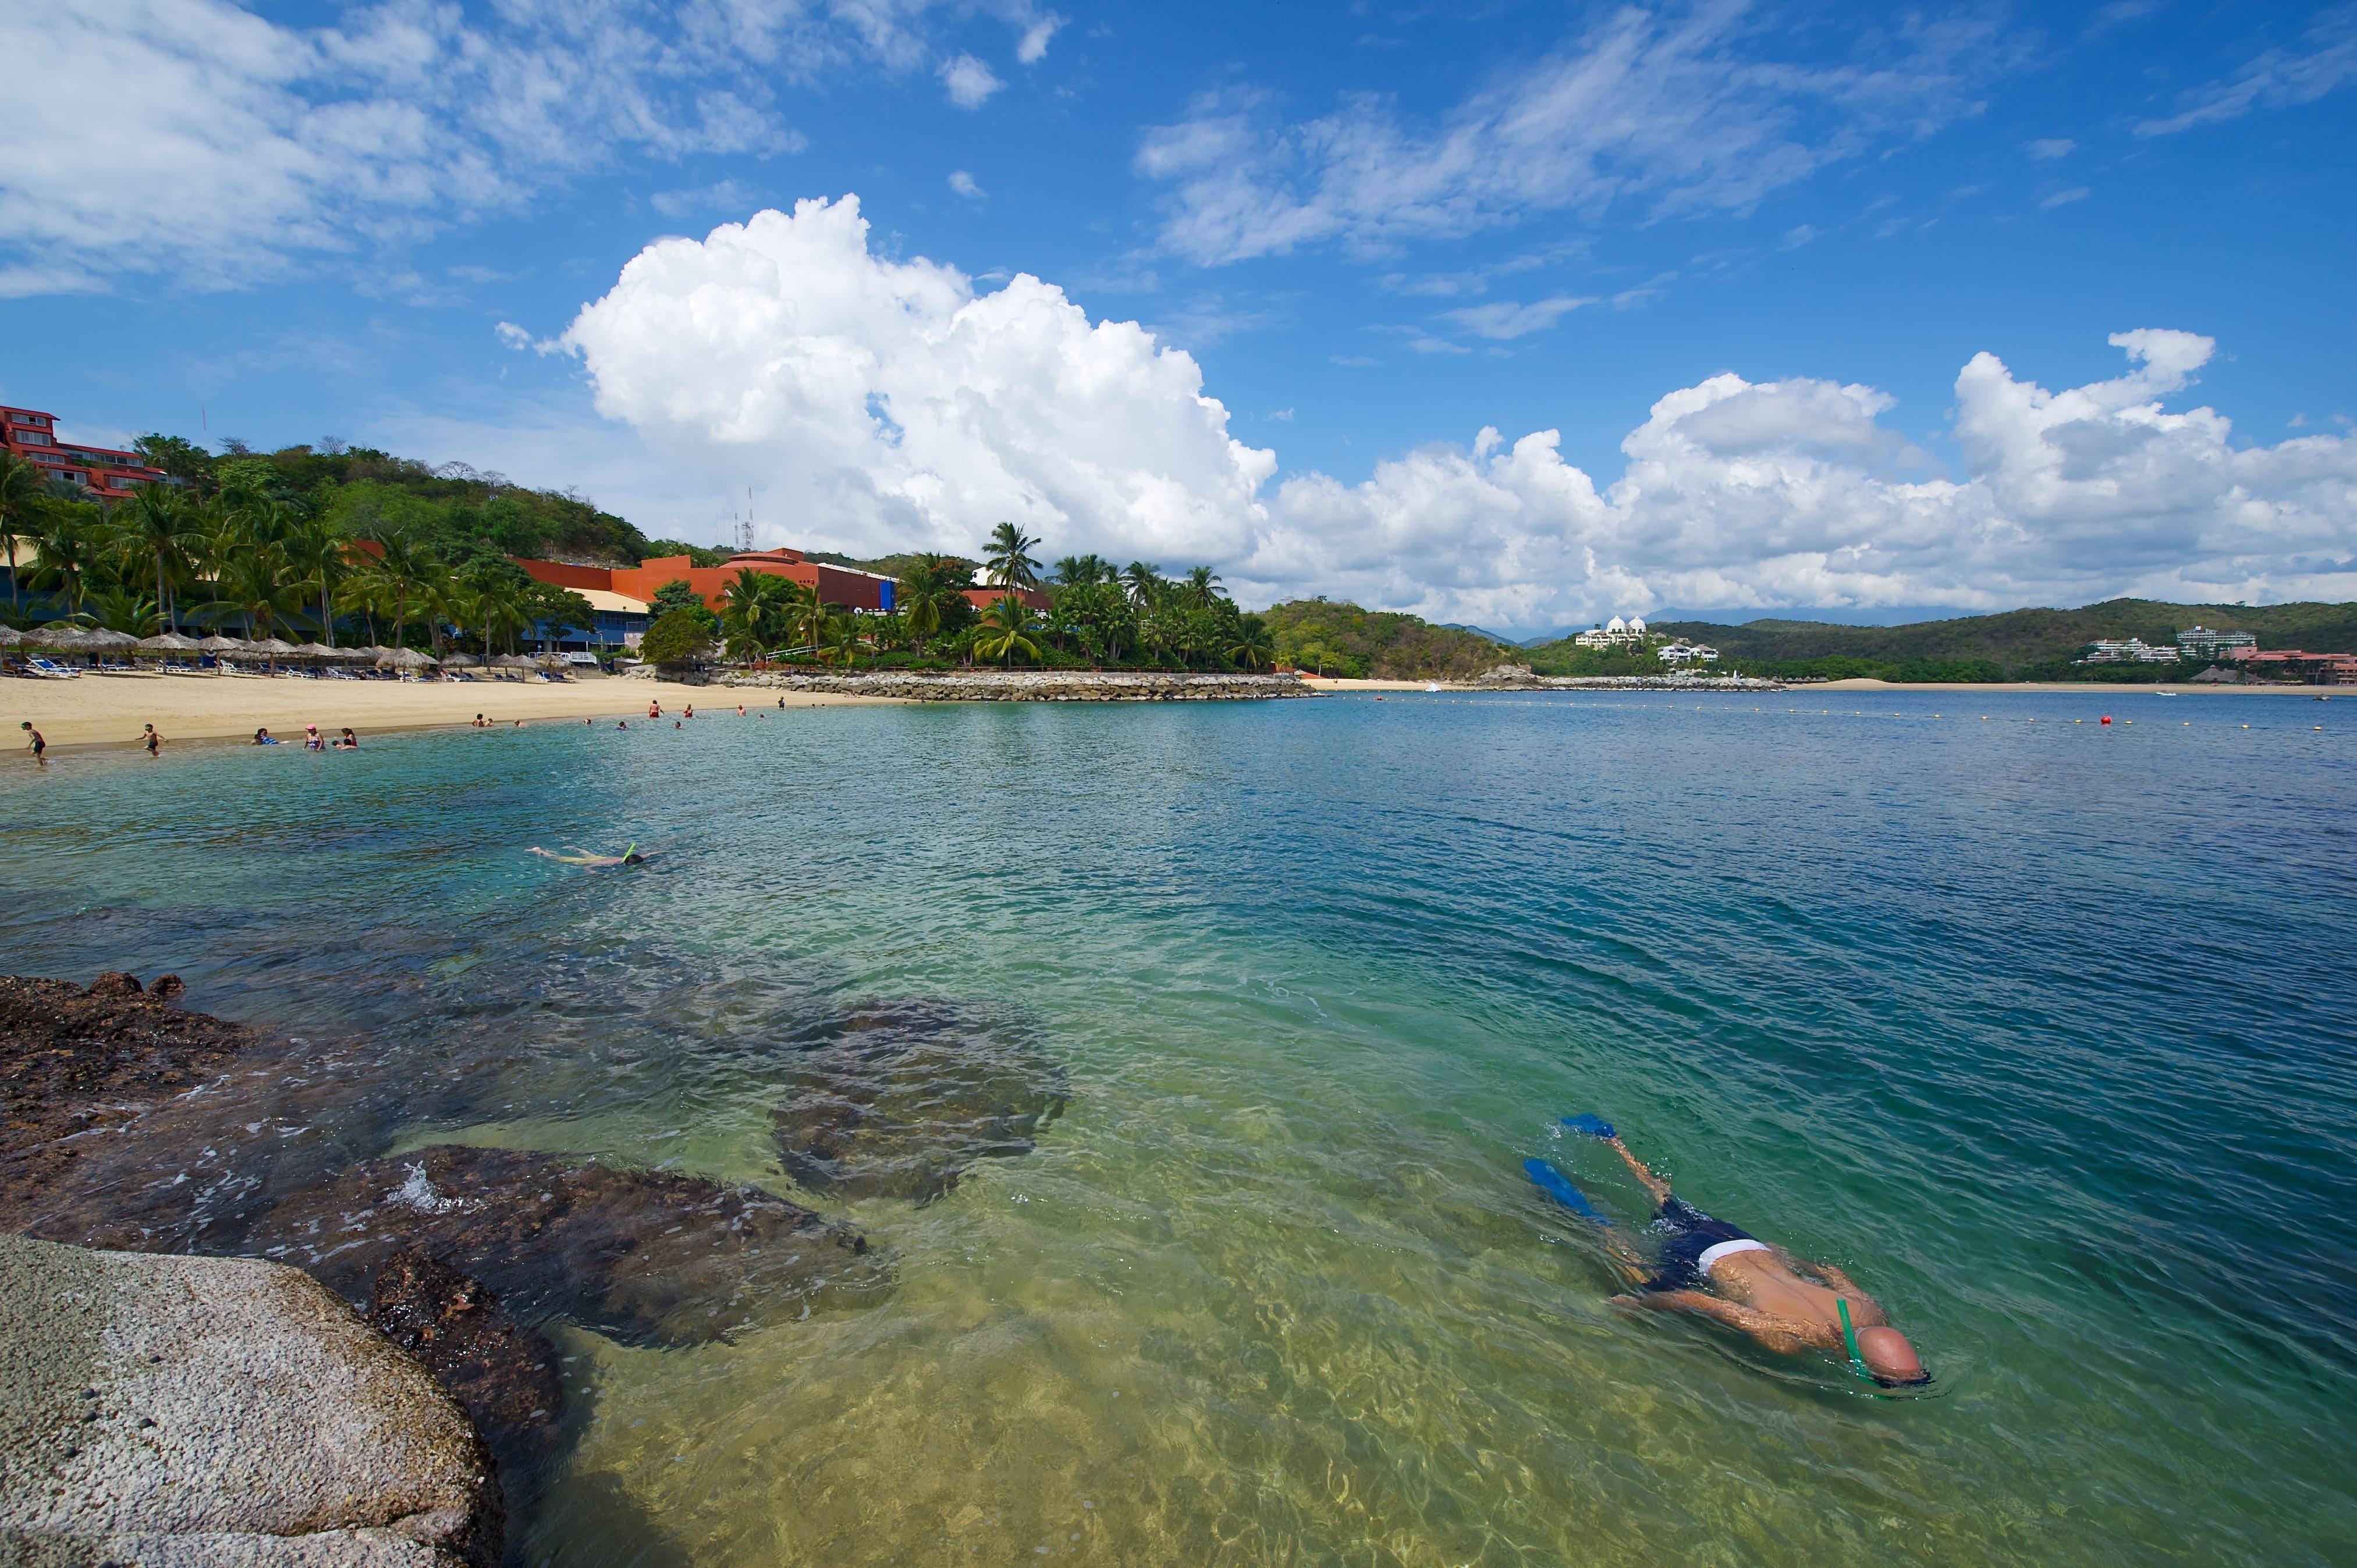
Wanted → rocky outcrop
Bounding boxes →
[363,1253,562,1495]
[720,669,1314,701]
[0,1232,499,1568]
[248,1145,892,1346]
[772,999,1068,1204]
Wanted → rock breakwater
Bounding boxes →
[720,669,1314,701]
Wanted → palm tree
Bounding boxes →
[0,452,48,617]
[897,553,963,650]
[1230,613,1275,669]
[1123,560,1163,610]
[721,568,796,659]
[112,485,194,632]
[972,595,1040,667]
[85,586,162,638]
[984,522,1041,591]
[363,531,436,651]
[281,515,353,646]
[820,610,863,666]
[30,506,102,618]
[1182,566,1223,608]
[218,547,296,643]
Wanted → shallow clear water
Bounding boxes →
[5,692,2354,1566]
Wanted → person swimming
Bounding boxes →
[1535,1118,1930,1389]
[528,842,649,867]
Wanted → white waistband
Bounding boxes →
[1698,1238,1770,1273]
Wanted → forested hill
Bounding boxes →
[1258,600,1513,678]
[133,434,720,567]
[1653,599,2357,669]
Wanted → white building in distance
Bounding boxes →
[1574,615,1649,648]
[1657,639,1720,665]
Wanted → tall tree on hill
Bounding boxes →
[1182,565,1223,609]
[984,522,1041,591]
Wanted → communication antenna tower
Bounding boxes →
[734,485,755,554]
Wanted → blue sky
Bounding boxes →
[4,1,2354,634]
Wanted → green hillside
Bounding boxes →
[1259,599,1513,679]
[1528,598,2357,681]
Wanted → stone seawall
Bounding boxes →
[716,670,1316,702]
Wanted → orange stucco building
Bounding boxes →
[515,548,897,614]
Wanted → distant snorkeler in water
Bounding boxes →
[1528,1117,1931,1390]
[528,842,649,867]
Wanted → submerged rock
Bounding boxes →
[0,1232,500,1567]
[772,998,1069,1203]
[365,1251,563,1493]
[251,1144,892,1346]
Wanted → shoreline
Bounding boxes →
[10,669,2335,753]
[6,670,899,751]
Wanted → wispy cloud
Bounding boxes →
[2026,137,2076,159]
[1135,4,2014,264]
[652,180,754,218]
[1439,296,1595,340]
[949,170,988,200]
[2137,6,2357,135]
[940,54,1004,109]
[0,0,1040,294]
[2041,187,2090,208]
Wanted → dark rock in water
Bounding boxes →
[367,1249,563,1493]
[0,976,267,1250]
[251,1144,893,1345]
[772,998,1069,1203]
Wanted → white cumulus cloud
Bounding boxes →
[948,170,988,200]
[553,201,2357,633]
[560,196,1276,564]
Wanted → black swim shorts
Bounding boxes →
[1641,1195,1757,1293]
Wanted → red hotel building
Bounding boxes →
[1,406,173,502]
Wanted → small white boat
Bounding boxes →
[1425,682,1442,693]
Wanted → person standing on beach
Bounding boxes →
[1538,1119,1931,1389]
[140,724,161,756]
[20,722,44,764]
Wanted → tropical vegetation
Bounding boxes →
[0,446,596,657]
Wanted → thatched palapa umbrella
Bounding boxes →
[197,635,250,652]
[392,648,438,670]
[135,632,201,653]
[439,651,479,670]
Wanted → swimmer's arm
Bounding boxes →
[1613,1289,1822,1353]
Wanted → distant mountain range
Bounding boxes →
[1636,598,2357,667]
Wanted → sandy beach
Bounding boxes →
[6,671,899,749]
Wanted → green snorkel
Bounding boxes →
[1837,1297,1936,1398]
[1837,1296,1879,1389]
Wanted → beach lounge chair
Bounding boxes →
[24,657,80,680]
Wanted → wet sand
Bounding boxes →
[5,670,899,749]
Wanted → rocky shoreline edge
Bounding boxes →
[1,973,1067,1567]
[712,668,1316,701]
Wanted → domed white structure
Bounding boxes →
[1606,615,1627,632]
[1630,616,1647,633]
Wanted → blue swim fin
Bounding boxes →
[1561,1114,1615,1140]
[1524,1158,1609,1225]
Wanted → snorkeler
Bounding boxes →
[528,842,649,867]
[1530,1118,1930,1389]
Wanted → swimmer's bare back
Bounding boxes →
[528,844,652,867]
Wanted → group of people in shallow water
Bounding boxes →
[1528,1116,1930,1391]
[249,724,360,749]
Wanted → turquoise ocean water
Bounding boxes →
[3,691,2352,1565]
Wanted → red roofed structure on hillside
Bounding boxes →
[2,405,173,504]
